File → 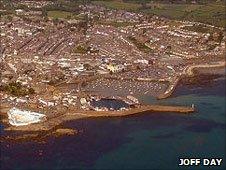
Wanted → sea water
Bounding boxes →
[1,78,225,170]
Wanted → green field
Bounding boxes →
[143,3,225,27]
[47,10,74,19]
[93,1,141,10]
[92,1,225,28]
[47,10,86,20]
[48,10,77,19]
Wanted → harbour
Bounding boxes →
[1,77,225,170]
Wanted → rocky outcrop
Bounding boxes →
[53,128,78,137]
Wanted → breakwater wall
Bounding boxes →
[3,104,195,132]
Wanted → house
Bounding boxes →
[106,63,125,73]
[15,9,24,15]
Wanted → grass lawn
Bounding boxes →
[48,10,74,19]
[128,36,153,54]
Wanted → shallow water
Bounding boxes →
[1,78,225,170]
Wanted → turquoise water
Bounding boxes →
[1,78,225,170]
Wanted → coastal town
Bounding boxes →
[0,0,225,135]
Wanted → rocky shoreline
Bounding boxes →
[1,104,194,142]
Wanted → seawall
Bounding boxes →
[3,104,195,132]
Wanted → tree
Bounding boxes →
[53,18,59,25]
[77,14,89,35]
[82,0,91,5]
[41,8,48,19]
[139,0,148,9]
[93,15,100,22]
[6,15,13,22]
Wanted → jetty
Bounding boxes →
[185,62,226,76]
[82,104,195,117]
[157,77,180,99]
[157,61,226,100]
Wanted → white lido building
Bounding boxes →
[7,107,46,126]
